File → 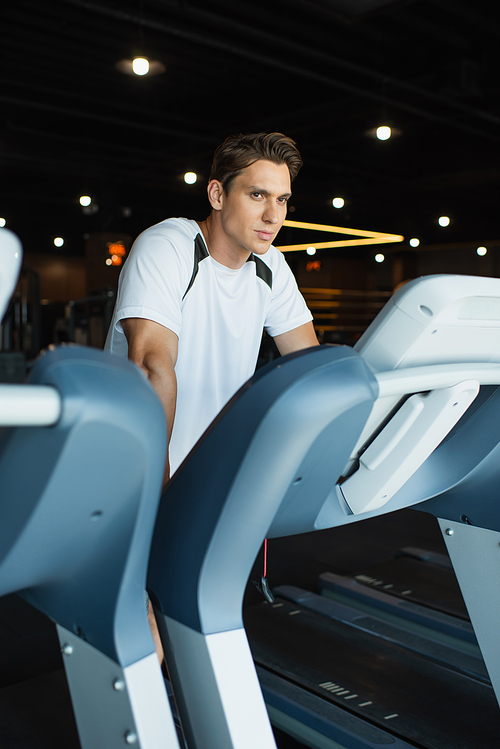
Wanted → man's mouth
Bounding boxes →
[255,230,273,241]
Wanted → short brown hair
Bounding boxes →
[209,132,303,193]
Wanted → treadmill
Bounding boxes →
[0,228,181,749]
[148,273,500,749]
[244,275,500,748]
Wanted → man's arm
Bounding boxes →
[273,320,319,356]
[122,317,178,485]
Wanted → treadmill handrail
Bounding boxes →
[341,362,500,515]
[376,362,500,396]
[341,379,480,515]
[0,384,62,426]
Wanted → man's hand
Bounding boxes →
[122,317,178,486]
[273,321,319,356]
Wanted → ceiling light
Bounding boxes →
[54,237,64,247]
[133,57,149,75]
[438,216,450,227]
[332,197,344,209]
[409,238,420,247]
[184,172,198,185]
[79,195,92,207]
[306,247,316,256]
[0,218,6,227]
[376,126,391,141]
[477,246,487,256]
[375,253,385,263]
[365,126,401,140]
[115,57,166,77]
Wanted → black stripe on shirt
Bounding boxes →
[183,233,209,300]
[247,254,273,291]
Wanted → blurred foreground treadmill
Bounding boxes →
[150,274,500,749]
[0,228,179,749]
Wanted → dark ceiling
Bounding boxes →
[1,0,499,257]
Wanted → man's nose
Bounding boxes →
[263,202,279,223]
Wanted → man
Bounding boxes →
[105,131,318,659]
[105,132,318,483]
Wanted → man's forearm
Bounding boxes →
[144,360,177,485]
[122,318,179,486]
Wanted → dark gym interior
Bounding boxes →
[1,2,500,748]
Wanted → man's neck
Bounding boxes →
[196,215,251,270]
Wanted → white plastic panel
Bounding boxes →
[161,616,277,749]
[341,380,479,515]
[345,362,500,467]
[0,228,22,322]
[356,275,500,372]
[343,275,500,479]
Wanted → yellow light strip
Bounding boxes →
[283,219,385,238]
[276,219,404,252]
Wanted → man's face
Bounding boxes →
[218,159,291,258]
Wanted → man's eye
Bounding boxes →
[251,192,262,198]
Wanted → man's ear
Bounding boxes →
[207,179,224,211]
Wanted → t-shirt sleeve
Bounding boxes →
[113,223,191,338]
[264,250,313,338]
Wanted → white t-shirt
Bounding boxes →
[105,217,313,473]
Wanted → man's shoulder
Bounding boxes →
[137,217,200,248]
[259,244,291,275]
[123,218,203,286]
